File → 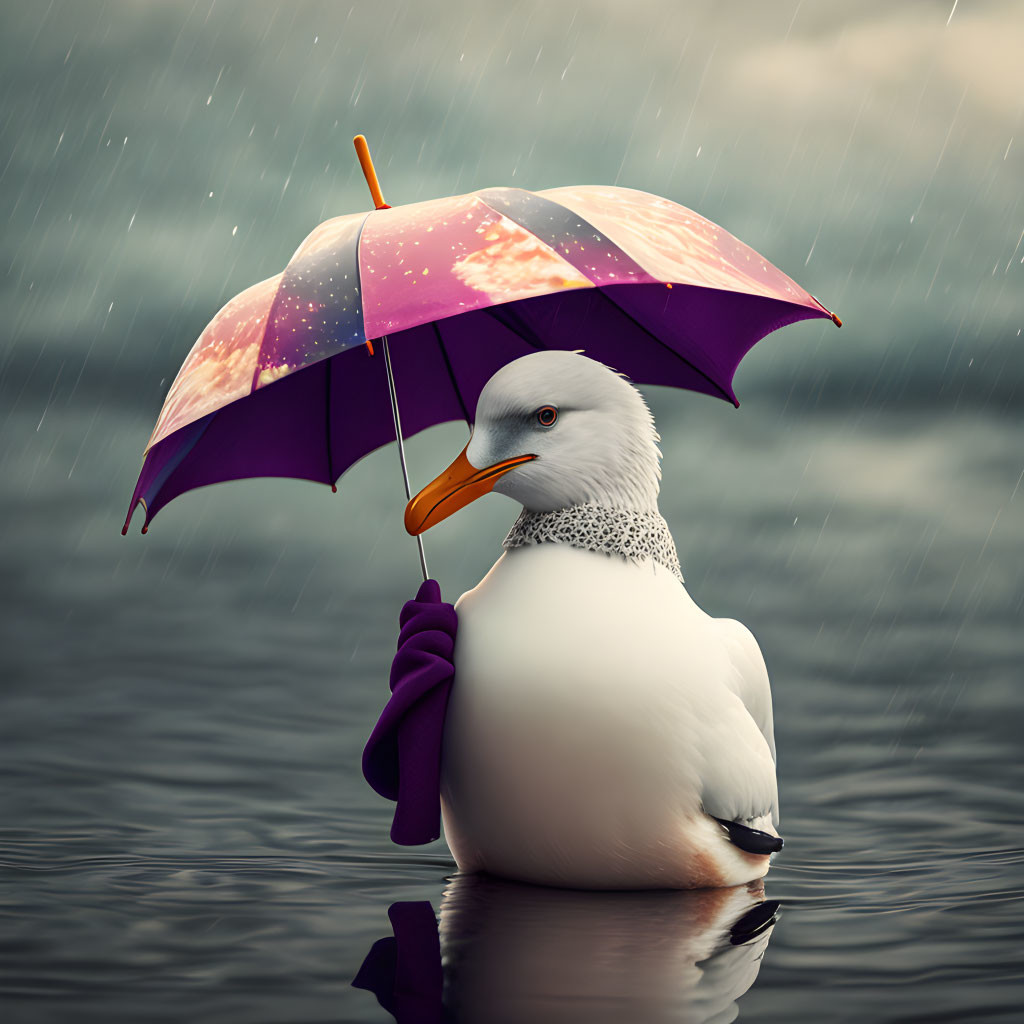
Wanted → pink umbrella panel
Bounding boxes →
[124,184,839,534]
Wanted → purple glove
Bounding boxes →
[362,580,457,846]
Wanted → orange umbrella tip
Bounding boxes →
[811,294,841,328]
[353,134,389,211]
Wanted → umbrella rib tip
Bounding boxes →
[123,498,150,536]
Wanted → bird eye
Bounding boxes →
[536,406,558,427]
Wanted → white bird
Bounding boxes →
[405,351,781,890]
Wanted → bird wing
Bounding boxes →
[697,618,780,830]
[715,618,777,765]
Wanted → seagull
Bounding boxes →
[405,350,782,889]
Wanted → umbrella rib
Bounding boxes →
[432,320,471,426]
[596,287,738,407]
[483,305,547,351]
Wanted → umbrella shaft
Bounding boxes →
[381,335,429,582]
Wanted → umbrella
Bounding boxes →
[122,134,840,578]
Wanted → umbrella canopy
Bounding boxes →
[123,176,838,535]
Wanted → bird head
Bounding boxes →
[405,351,662,535]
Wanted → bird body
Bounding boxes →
[443,542,777,889]
[404,350,782,889]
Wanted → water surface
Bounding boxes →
[2,398,1021,1022]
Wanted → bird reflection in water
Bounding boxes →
[353,875,779,1023]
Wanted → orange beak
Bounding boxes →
[404,447,537,535]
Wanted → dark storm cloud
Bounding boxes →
[1,0,1021,424]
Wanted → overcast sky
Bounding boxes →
[1,0,1021,426]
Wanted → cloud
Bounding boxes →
[729,5,1024,124]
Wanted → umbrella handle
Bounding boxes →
[381,335,430,583]
[353,136,426,581]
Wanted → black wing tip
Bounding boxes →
[713,817,784,855]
